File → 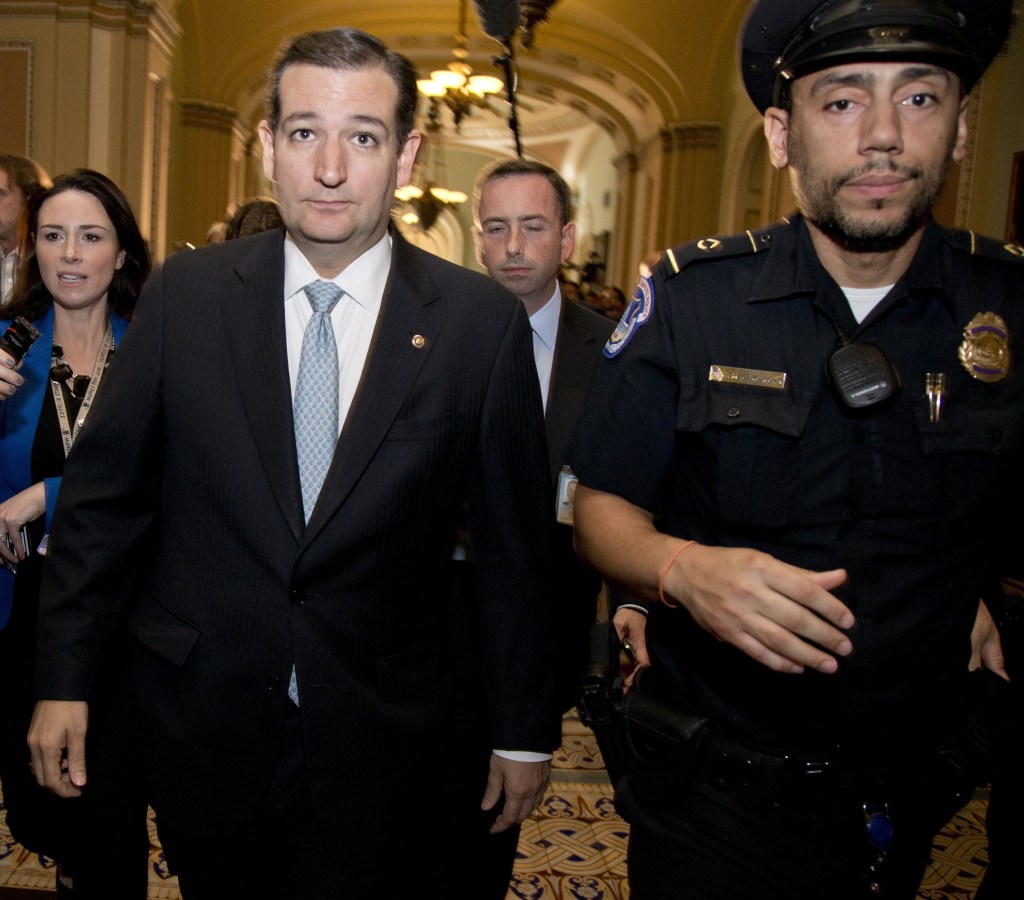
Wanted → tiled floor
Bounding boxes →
[0,714,992,898]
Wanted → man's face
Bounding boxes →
[475,174,574,315]
[0,167,25,254]
[765,62,968,252]
[259,63,420,278]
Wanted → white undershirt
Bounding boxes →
[842,284,893,324]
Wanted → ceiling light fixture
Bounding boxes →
[417,0,506,131]
[394,99,468,231]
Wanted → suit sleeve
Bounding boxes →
[465,301,562,753]
[33,268,167,700]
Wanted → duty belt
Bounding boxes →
[704,736,860,814]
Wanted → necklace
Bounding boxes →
[50,331,116,399]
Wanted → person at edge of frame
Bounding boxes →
[566,1,1022,898]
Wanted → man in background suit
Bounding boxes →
[27,27,560,899]
[0,154,51,305]
[449,158,613,896]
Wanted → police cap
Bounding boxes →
[740,0,1013,113]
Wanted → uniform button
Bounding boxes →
[289,587,305,606]
[266,675,282,692]
[727,407,741,418]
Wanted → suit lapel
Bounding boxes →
[219,232,305,542]
[545,299,605,483]
[301,229,441,545]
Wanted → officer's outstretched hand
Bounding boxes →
[661,543,853,675]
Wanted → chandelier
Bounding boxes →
[416,0,505,131]
[394,99,468,232]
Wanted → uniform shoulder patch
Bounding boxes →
[943,228,1024,263]
[604,224,779,358]
[658,227,774,280]
[604,273,655,357]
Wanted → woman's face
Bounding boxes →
[35,189,125,313]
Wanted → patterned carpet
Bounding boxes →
[0,714,992,898]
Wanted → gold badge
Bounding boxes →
[958,312,1010,382]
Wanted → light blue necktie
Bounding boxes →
[294,280,343,522]
[290,279,342,706]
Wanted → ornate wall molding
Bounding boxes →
[180,99,241,134]
[0,40,36,155]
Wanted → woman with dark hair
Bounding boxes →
[0,169,151,898]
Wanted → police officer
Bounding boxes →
[567,1,1020,898]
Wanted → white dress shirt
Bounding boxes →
[282,234,391,430]
[528,286,561,413]
[1,248,18,305]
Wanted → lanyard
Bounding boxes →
[50,323,114,457]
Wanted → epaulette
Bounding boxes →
[647,222,782,282]
[941,228,1024,264]
[607,221,786,360]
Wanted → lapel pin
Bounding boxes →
[411,335,426,349]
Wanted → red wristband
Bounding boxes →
[658,540,697,608]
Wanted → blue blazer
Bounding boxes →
[0,306,129,627]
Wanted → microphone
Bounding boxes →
[471,0,521,43]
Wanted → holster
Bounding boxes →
[620,666,712,808]
[577,619,629,785]
[911,666,1022,825]
[578,621,712,804]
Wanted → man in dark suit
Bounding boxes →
[450,158,613,896]
[27,28,560,899]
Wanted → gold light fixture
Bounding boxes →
[417,0,505,131]
[395,99,468,231]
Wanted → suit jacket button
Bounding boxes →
[266,676,282,692]
[289,588,305,606]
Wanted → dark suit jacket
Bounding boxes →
[34,227,560,861]
[545,298,615,711]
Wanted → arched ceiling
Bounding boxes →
[169,0,751,153]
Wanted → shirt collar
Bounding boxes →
[528,285,561,351]
[749,215,953,317]
[283,233,392,314]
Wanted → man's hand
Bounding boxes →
[970,601,1008,680]
[481,754,550,834]
[612,606,649,690]
[662,544,853,675]
[573,487,854,677]
[27,700,89,797]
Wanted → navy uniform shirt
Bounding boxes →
[569,215,1023,762]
